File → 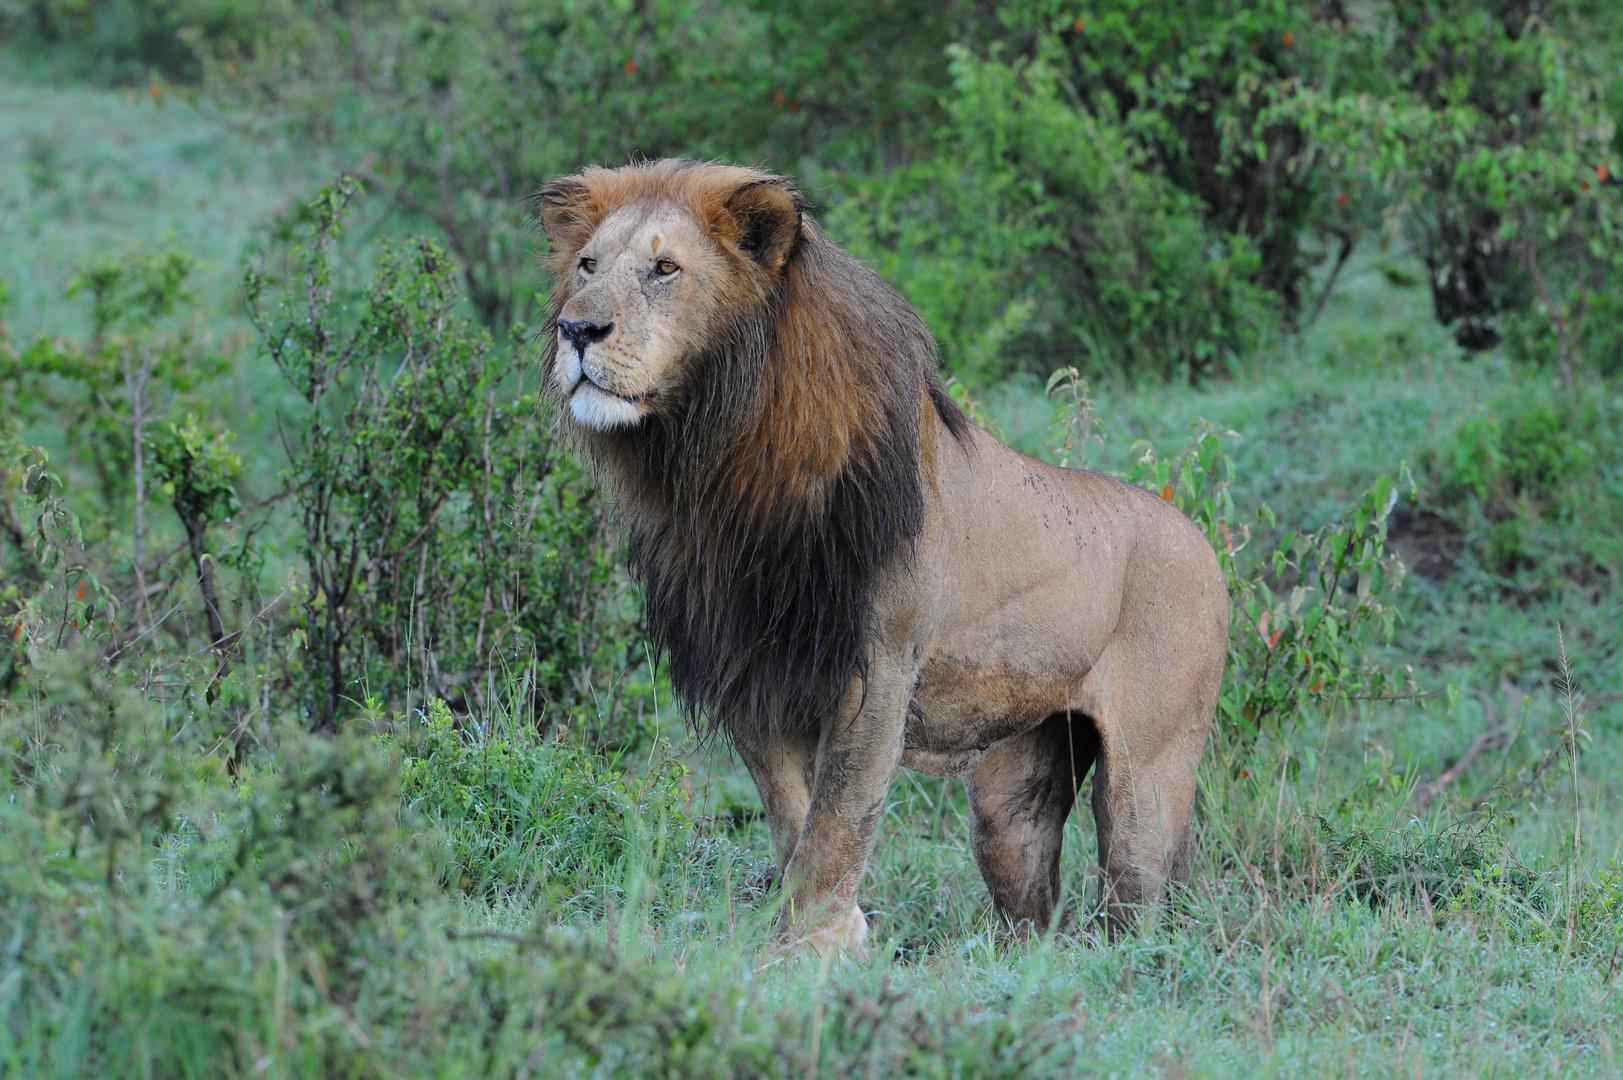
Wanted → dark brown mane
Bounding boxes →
[536,159,969,738]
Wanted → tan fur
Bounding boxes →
[535,160,1229,957]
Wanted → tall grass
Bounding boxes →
[5,669,1622,1077]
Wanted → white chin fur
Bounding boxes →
[569,384,645,429]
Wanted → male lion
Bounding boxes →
[535,159,1228,957]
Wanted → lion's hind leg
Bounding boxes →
[963,711,1099,936]
[1082,642,1216,932]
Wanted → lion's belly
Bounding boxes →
[902,664,1080,777]
[903,627,1098,777]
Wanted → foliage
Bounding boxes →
[1016,0,1623,361]
[2,179,644,759]
[1022,0,1371,318]
[247,179,635,733]
[203,0,1000,327]
[0,246,227,515]
[1284,0,1623,358]
[1428,390,1615,578]
[0,433,120,700]
[1,0,280,84]
[831,46,1280,382]
[1436,403,1594,508]
[0,243,281,784]
[147,414,244,646]
[1213,466,1416,740]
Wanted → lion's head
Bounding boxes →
[537,161,805,433]
[533,159,967,738]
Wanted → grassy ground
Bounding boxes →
[4,64,1623,1078]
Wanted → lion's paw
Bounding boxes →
[760,904,870,970]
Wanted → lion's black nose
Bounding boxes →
[558,319,613,352]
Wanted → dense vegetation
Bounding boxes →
[2,1,1622,1075]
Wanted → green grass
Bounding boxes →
[0,57,331,507]
[4,64,1623,1078]
[0,60,324,342]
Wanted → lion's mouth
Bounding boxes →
[574,373,656,406]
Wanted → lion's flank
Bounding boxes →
[537,159,969,738]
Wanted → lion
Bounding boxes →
[534,159,1228,957]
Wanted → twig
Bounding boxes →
[1409,691,1509,812]
[444,929,547,946]
[1301,228,1356,330]
[1408,731,1507,812]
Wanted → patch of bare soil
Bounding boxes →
[1387,508,1465,583]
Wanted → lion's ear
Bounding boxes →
[535,175,599,258]
[722,180,803,274]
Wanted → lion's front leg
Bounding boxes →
[733,727,819,881]
[770,658,911,961]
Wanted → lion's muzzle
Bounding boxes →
[556,326,651,430]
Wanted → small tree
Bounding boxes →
[148,415,244,649]
[248,180,637,734]
[0,247,232,635]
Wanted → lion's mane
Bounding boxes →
[538,160,969,738]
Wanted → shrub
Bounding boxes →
[3,181,645,751]
[2,0,277,85]
[831,46,1280,383]
[1427,393,1613,578]
[1287,1,1623,357]
[1,246,228,523]
[1030,0,1379,319]
[247,180,637,734]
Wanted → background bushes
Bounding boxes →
[14,0,1618,384]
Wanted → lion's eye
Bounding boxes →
[654,258,679,276]
[580,257,597,275]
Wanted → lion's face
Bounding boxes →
[538,162,805,432]
[552,204,733,430]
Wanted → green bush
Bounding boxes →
[1429,394,1609,576]
[831,46,1279,383]
[247,181,638,734]
[1286,1,1623,356]
[3,0,279,84]
[1028,0,1376,318]
[1,180,645,749]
